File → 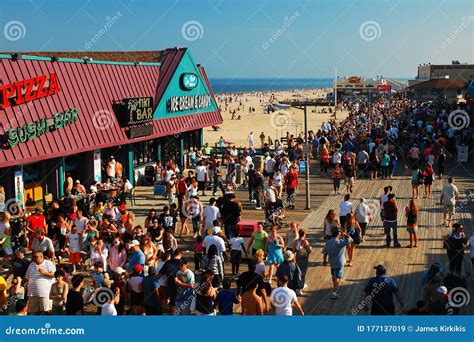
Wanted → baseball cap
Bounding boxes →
[113,267,126,275]
[283,250,295,261]
[35,206,44,213]
[374,264,387,273]
[118,204,127,211]
[129,240,140,247]
[134,264,144,273]
[212,226,221,234]
[15,246,25,254]
[75,180,80,184]
[437,286,448,295]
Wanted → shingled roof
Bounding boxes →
[1,50,162,63]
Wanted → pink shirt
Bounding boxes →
[108,246,126,271]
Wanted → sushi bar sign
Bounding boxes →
[4,107,78,148]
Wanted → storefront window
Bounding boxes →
[23,162,44,207]
[132,140,157,166]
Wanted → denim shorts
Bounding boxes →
[331,266,344,279]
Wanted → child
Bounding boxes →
[193,235,204,272]
[67,225,82,273]
[90,261,109,289]
[229,232,247,276]
[253,249,266,278]
[216,278,239,315]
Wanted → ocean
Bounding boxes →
[209,78,334,94]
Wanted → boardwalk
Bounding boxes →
[130,160,474,315]
[298,172,474,315]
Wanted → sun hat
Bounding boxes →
[283,250,295,261]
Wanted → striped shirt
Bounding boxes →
[25,260,56,297]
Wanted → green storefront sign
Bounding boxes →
[6,107,78,147]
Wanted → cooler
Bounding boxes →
[237,221,258,237]
[154,184,166,197]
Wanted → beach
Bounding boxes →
[204,88,349,147]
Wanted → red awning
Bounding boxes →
[0,50,222,168]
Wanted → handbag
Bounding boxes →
[348,227,361,245]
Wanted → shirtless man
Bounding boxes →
[240,281,263,315]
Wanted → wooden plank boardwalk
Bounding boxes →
[130,159,474,315]
[298,171,474,315]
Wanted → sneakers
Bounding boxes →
[255,207,262,210]
[330,291,339,299]
[303,283,308,289]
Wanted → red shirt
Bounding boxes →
[285,171,298,189]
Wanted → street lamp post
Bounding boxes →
[280,100,319,211]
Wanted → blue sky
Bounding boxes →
[1,0,473,78]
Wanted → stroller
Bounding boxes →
[144,165,156,185]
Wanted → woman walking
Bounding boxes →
[293,229,312,287]
[266,226,285,282]
[405,199,419,248]
[320,148,330,176]
[322,209,339,265]
[368,149,379,179]
[331,164,342,195]
[389,151,398,179]
[422,164,434,198]
[411,165,421,199]
[380,151,390,179]
[343,213,362,266]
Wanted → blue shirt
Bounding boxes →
[216,289,238,315]
[364,276,399,307]
[128,250,145,274]
[143,275,160,307]
[323,237,350,268]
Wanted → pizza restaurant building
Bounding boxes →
[0,48,222,208]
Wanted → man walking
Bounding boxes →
[323,229,352,299]
[25,251,56,314]
[363,265,405,315]
[383,194,401,248]
[440,177,460,228]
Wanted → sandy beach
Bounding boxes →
[204,88,349,147]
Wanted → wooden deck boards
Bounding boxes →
[298,173,474,315]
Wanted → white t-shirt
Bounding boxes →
[101,302,117,316]
[68,232,81,253]
[355,204,370,223]
[273,173,283,187]
[265,187,277,203]
[203,205,220,229]
[196,166,207,182]
[255,262,266,276]
[127,276,144,293]
[74,217,88,235]
[380,194,389,208]
[270,286,297,316]
[442,184,459,205]
[202,235,226,261]
[339,201,353,216]
[332,152,341,164]
[229,237,244,251]
[25,260,56,297]
[164,170,175,182]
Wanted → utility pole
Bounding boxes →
[334,67,338,120]
[304,105,310,210]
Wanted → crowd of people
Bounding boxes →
[0,91,472,317]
